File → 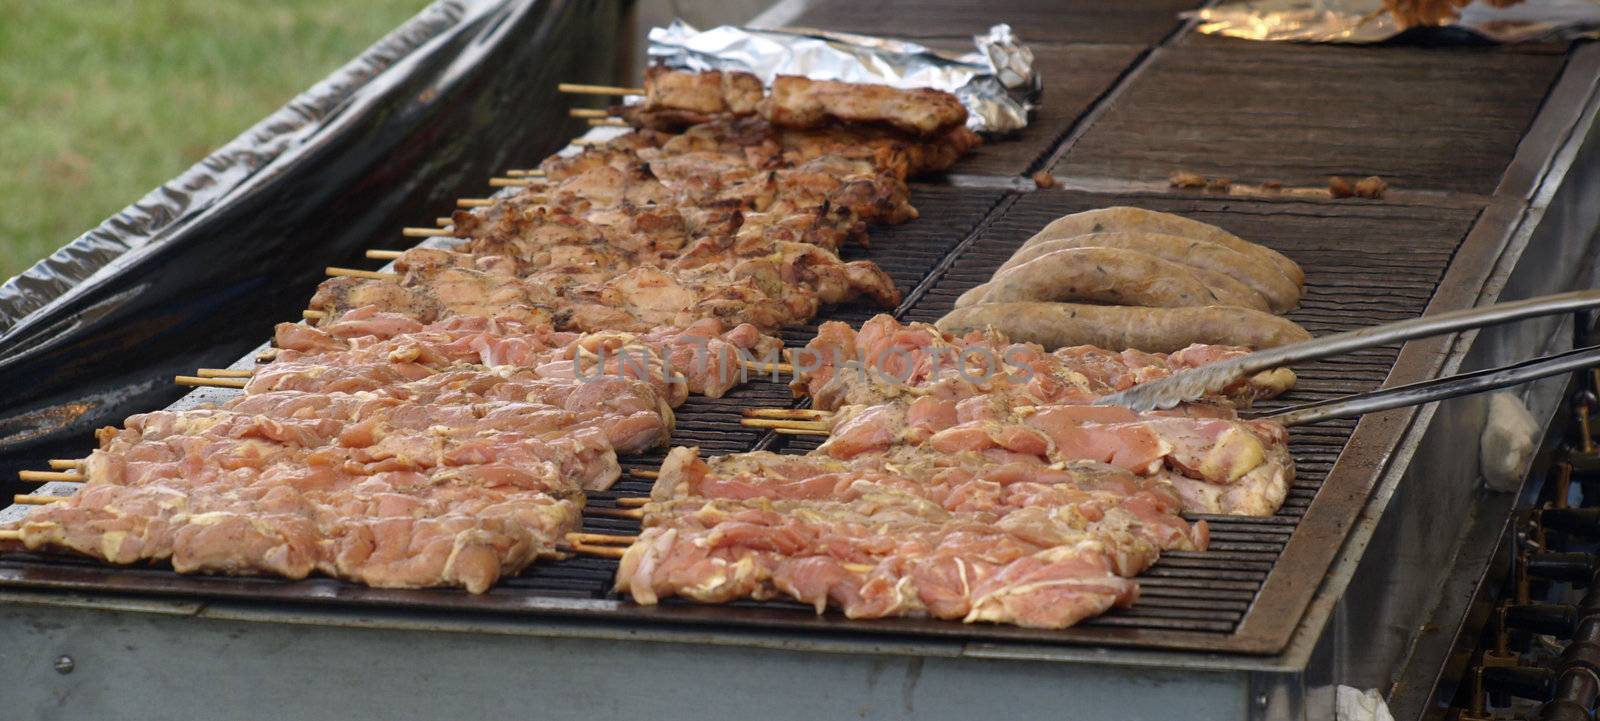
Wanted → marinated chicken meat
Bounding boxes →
[651,447,1207,554]
[813,398,1292,517]
[615,495,1140,627]
[20,460,582,594]
[273,311,780,399]
[7,316,757,592]
[791,315,1296,411]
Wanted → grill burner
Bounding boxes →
[1446,391,1600,720]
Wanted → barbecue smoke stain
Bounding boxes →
[901,657,924,714]
[864,657,886,689]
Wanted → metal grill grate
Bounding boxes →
[0,184,1488,654]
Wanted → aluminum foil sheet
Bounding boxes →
[647,21,1040,134]
[1189,0,1600,43]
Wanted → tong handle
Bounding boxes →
[1264,344,1600,427]
[1099,288,1600,411]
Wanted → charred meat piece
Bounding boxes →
[761,75,968,139]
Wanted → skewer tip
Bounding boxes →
[19,470,84,482]
[175,375,249,390]
[196,368,255,378]
[326,267,399,281]
[13,495,63,505]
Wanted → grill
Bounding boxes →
[6,1,1600,718]
[0,184,1494,652]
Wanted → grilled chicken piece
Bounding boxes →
[625,71,970,142]
[651,115,979,181]
[736,205,864,253]
[643,67,764,116]
[561,265,806,333]
[310,265,561,328]
[539,131,668,181]
[761,75,968,139]
[772,124,981,180]
[539,131,918,224]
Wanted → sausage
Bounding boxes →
[1180,266,1271,312]
[958,248,1270,312]
[1000,232,1300,313]
[1022,207,1304,288]
[936,302,1313,353]
[953,247,1232,309]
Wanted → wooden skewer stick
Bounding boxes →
[196,368,254,378]
[568,532,637,545]
[176,375,248,390]
[366,249,404,261]
[740,418,831,432]
[773,427,831,437]
[557,83,644,96]
[568,542,627,559]
[435,217,453,227]
[741,361,794,374]
[19,470,84,482]
[587,117,628,127]
[326,267,399,281]
[457,198,495,208]
[630,470,659,481]
[488,177,542,187]
[744,408,832,420]
[0,530,21,542]
[403,227,451,238]
[570,138,602,147]
[48,459,83,470]
[14,495,63,505]
[303,310,326,321]
[505,169,546,178]
[568,108,610,118]
[585,507,644,520]
[616,497,650,507]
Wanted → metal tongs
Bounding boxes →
[1097,289,1600,426]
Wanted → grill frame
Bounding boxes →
[3,7,1598,670]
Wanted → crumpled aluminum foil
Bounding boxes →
[647,21,1040,134]
[1188,0,1600,43]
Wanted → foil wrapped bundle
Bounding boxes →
[1188,0,1600,43]
[647,21,1040,133]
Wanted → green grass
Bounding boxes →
[0,0,429,280]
